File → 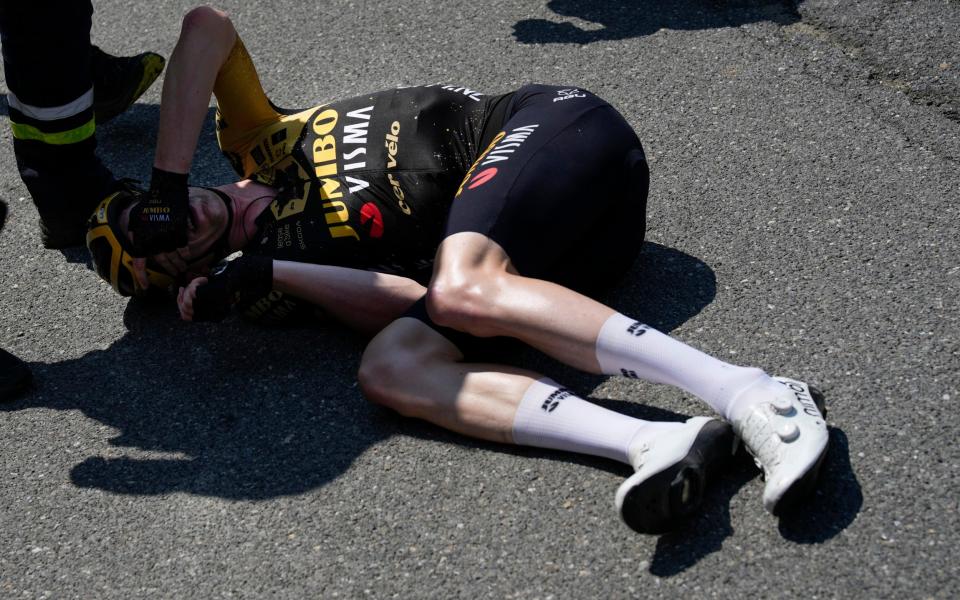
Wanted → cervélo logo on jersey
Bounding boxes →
[455,124,540,196]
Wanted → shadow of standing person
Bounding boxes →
[514,0,801,44]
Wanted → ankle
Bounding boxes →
[723,370,781,422]
[625,421,685,468]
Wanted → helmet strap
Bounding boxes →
[202,187,235,260]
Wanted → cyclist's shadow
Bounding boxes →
[3,100,389,499]
[9,301,388,500]
[4,241,720,502]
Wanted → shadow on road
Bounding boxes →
[9,299,385,499]
[649,458,756,577]
[95,103,236,188]
[777,427,862,543]
[649,426,861,576]
[514,0,801,44]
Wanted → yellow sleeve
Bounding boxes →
[213,37,316,182]
[213,38,279,133]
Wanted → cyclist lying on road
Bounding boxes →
[87,6,829,533]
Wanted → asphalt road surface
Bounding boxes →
[1,1,957,597]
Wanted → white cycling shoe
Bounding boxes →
[615,416,735,534]
[731,376,829,515]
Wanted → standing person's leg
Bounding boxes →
[0,0,112,247]
[0,0,164,247]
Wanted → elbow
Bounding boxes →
[180,6,235,44]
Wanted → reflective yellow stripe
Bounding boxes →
[10,119,95,144]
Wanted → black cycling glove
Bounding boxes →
[128,167,189,255]
[192,254,274,322]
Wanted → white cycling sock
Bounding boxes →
[594,313,776,420]
[512,378,682,466]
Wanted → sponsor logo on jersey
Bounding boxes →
[467,167,497,190]
[360,202,384,238]
[384,120,411,215]
[276,223,294,249]
[455,131,505,197]
[269,105,379,240]
[479,124,539,166]
[385,121,400,168]
[627,321,649,336]
[387,173,411,215]
[341,105,374,195]
[456,124,540,194]
[322,198,358,240]
[553,88,587,102]
[428,84,483,102]
[295,220,306,249]
[234,115,302,178]
[541,388,572,413]
[276,219,309,251]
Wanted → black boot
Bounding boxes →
[91,45,165,124]
[13,145,117,248]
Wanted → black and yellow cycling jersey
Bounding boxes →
[211,41,648,326]
[213,40,511,283]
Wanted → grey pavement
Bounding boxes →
[1,0,957,597]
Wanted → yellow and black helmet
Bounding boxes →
[86,186,175,296]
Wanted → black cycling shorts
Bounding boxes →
[402,85,649,358]
[446,84,648,294]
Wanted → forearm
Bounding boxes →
[154,8,237,173]
[273,260,426,334]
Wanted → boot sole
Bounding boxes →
[618,420,735,534]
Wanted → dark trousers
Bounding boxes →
[0,0,113,232]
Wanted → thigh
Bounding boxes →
[446,84,648,284]
[551,146,649,296]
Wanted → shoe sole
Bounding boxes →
[617,420,735,534]
[770,385,828,516]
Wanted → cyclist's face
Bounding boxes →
[120,187,229,258]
